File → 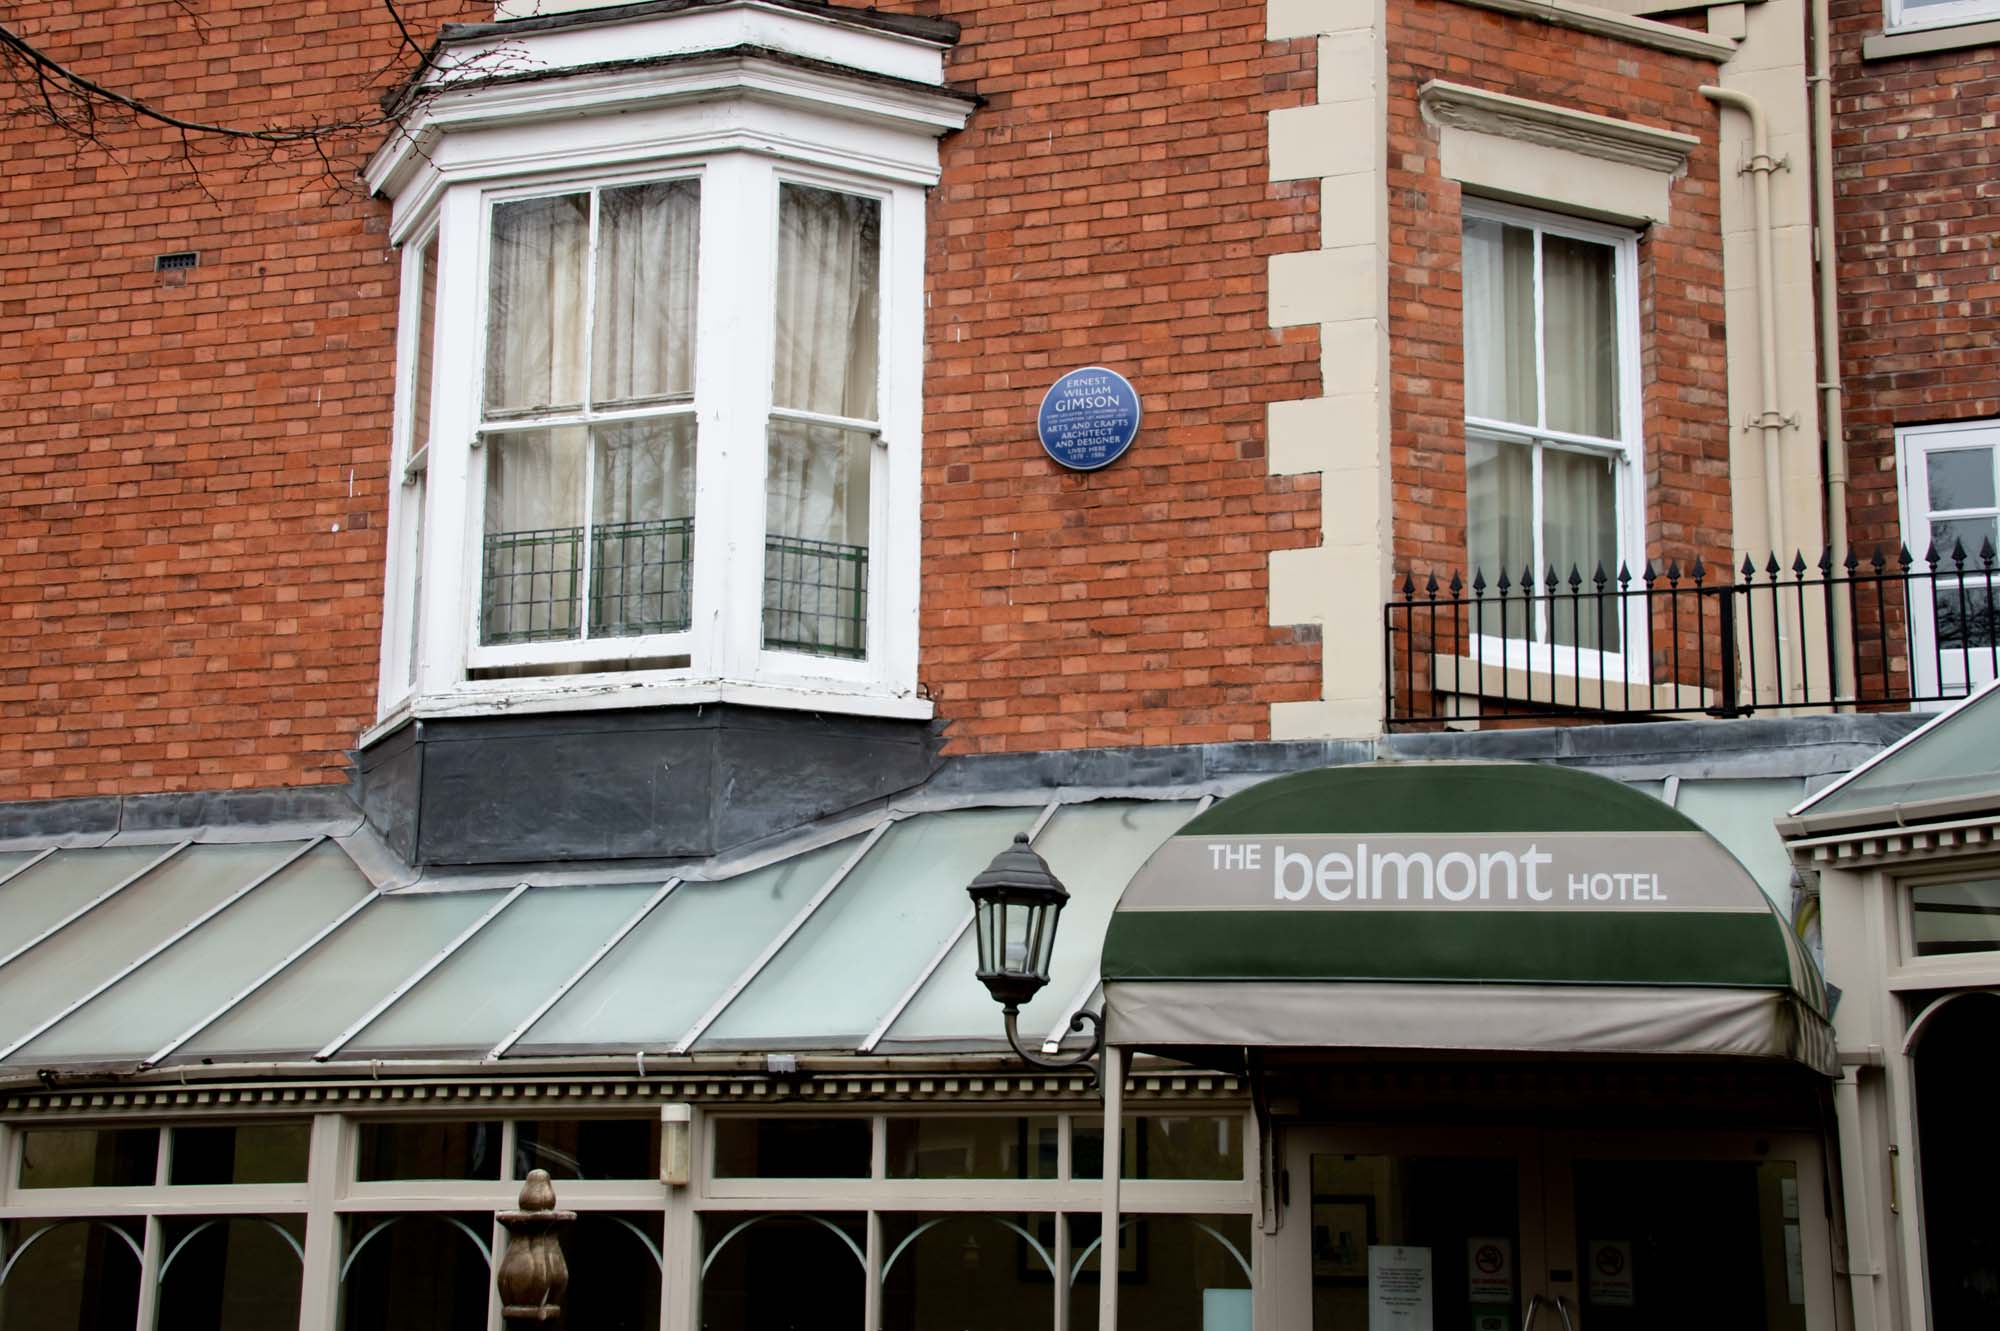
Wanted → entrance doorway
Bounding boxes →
[1270,1127,1835,1331]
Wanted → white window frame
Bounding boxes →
[1884,0,2000,34]
[378,226,441,718]
[1462,199,1648,682]
[0,1104,1252,1331]
[1896,420,2000,702]
[366,13,969,731]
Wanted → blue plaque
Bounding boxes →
[1037,366,1141,471]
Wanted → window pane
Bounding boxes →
[1308,1155,1516,1331]
[407,470,426,688]
[711,1118,871,1178]
[17,842,371,1065]
[886,1117,1059,1180]
[1934,584,2000,649]
[594,180,699,406]
[18,1127,156,1188]
[1071,1115,1243,1181]
[881,1213,1055,1331]
[773,184,880,420]
[514,839,855,1051]
[411,237,439,457]
[340,1213,491,1331]
[566,1213,663,1331]
[1067,1214,1253,1331]
[485,193,589,416]
[171,1123,310,1185]
[701,1213,864,1331]
[1462,218,1535,427]
[355,1121,502,1181]
[1913,878,2000,954]
[764,421,871,658]
[483,427,588,644]
[157,1215,304,1331]
[1542,233,1620,439]
[1467,435,1533,586]
[1927,447,1996,512]
[592,417,697,637]
[179,891,500,1062]
[514,1119,659,1181]
[1543,446,1621,650]
[0,1218,142,1330]
[0,842,302,1056]
[1929,516,1997,561]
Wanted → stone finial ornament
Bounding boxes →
[496,1169,577,1324]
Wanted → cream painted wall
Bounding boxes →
[1711,0,1830,704]
[1266,1,1395,740]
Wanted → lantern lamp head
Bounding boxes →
[965,832,1070,1011]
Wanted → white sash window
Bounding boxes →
[1462,202,1645,673]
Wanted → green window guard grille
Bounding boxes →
[482,518,693,646]
[763,535,867,659]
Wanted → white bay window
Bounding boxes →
[364,4,972,724]
[1462,202,1644,667]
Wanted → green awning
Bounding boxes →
[1101,763,1835,1074]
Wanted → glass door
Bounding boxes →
[1277,1127,1549,1331]
[1276,1127,1833,1331]
[1547,1132,1832,1331]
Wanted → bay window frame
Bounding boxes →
[365,20,969,731]
[376,140,932,729]
[464,166,710,676]
[1461,198,1648,681]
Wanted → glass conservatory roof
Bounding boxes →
[0,776,1813,1075]
[0,799,1202,1072]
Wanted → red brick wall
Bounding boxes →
[905,0,1324,753]
[0,0,1322,797]
[1830,3,2000,559]
[0,0,484,800]
[1384,0,1733,587]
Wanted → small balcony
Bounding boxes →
[1385,545,2000,729]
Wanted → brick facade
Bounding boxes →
[1830,5,2000,556]
[1384,0,1734,587]
[0,0,481,800]
[0,0,1326,797]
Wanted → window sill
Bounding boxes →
[1428,654,1718,716]
[1864,16,2000,55]
[375,673,933,736]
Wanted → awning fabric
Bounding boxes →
[1100,763,1836,1075]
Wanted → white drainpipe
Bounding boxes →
[1702,85,1800,702]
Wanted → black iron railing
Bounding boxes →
[762,535,868,658]
[482,517,694,646]
[1385,544,2000,728]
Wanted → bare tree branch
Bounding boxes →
[0,19,396,143]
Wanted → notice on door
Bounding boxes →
[1467,1237,1514,1304]
[1369,1245,1434,1331]
[1587,1239,1634,1307]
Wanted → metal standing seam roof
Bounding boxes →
[0,775,1816,1079]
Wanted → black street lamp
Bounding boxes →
[966,832,1105,1084]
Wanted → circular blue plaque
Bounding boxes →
[1037,366,1141,471]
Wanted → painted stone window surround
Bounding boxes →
[362,2,975,728]
[1261,6,1713,737]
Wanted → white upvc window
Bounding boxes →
[366,8,971,726]
[1884,0,2000,34]
[1461,200,1646,675]
[1897,420,2000,700]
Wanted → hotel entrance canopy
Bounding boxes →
[1101,763,1838,1075]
